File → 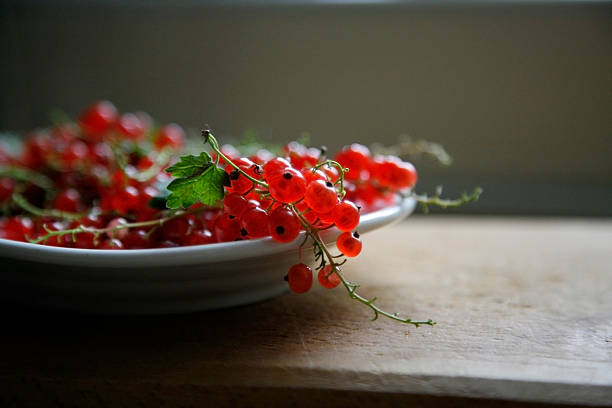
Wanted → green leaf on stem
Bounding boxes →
[165,152,213,178]
[165,153,229,209]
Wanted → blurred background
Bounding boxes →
[1,0,611,215]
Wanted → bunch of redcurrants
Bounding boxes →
[0,100,419,295]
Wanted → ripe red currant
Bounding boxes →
[336,231,362,257]
[304,180,339,213]
[106,217,129,240]
[318,265,341,289]
[268,168,306,203]
[99,238,124,249]
[287,263,313,294]
[78,100,118,139]
[53,189,82,212]
[183,229,214,246]
[116,113,145,140]
[332,200,360,232]
[223,192,249,217]
[122,229,152,249]
[334,143,371,181]
[268,206,301,243]
[0,217,33,241]
[154,123,185,150]
[213,213,242,242]
[226,158,260,195]
[263,157,291,180]
[240,207,269,238]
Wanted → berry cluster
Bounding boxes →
[0,100,481,325]
[0,101,186,247]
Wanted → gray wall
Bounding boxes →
[1,2,611,214]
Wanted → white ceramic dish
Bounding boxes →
[0,197,416,314]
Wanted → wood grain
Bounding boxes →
[0,216,610,407]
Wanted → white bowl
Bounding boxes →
[0,197,416,314]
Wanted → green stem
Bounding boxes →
[313,160,348,198]
[288,204,434,327]
[29,207,201,245]
[411,187,482,213]
[12,193,83,221]
[202,129,269,189]
[0,166,54,191]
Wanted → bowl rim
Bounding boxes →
[0,197,415,268]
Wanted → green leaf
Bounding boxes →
[165,163,229,209]
[165,152,213,178]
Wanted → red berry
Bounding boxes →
[116,113,145,140]
[268,168,306,203]
[74,232,95,249]
[22,134,52,168]
[240,207,269,238]
[268,206,301,243]
[0,217,33,241]
[53,188,82,212]
[99,238,124,249]
[334,144,371,181]
[249,149,274,165]
[373,156,418,190]
[154,123,185,150]
[112,185,140,214]
[134,111,154,131]
[287,263,313,294]
[332,200,360,232]
[263,157,291,180]
[183,229,214,246]
[106,217,128,240]
[78,100,118,139]
[301,168,327,184]
[161,217,190,242]
[336,231,362,257]
[137,155,155,170]
[316,210,335,226]
[123,229,151,249]
[304,180,339,213]
[213,213,242,242]
[223,192,249,217]
[318,265,341,289]
[226,158,260,195]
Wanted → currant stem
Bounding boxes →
[288,204,434,327]
[202,129,269,189]
[313,160,348,198]
[411,187,482,213]
[28,207,202,245]
[12,193,83,221]
[0,166,54,191]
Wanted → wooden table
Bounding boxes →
[1,217,611,407]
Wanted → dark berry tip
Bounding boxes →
[240,228,248,236]
[353,231,360,238]
[283,274,289,281]
[325,181,333,188]
[228,214,235,219]
[283,172,293,180]
[275,225,285,234]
